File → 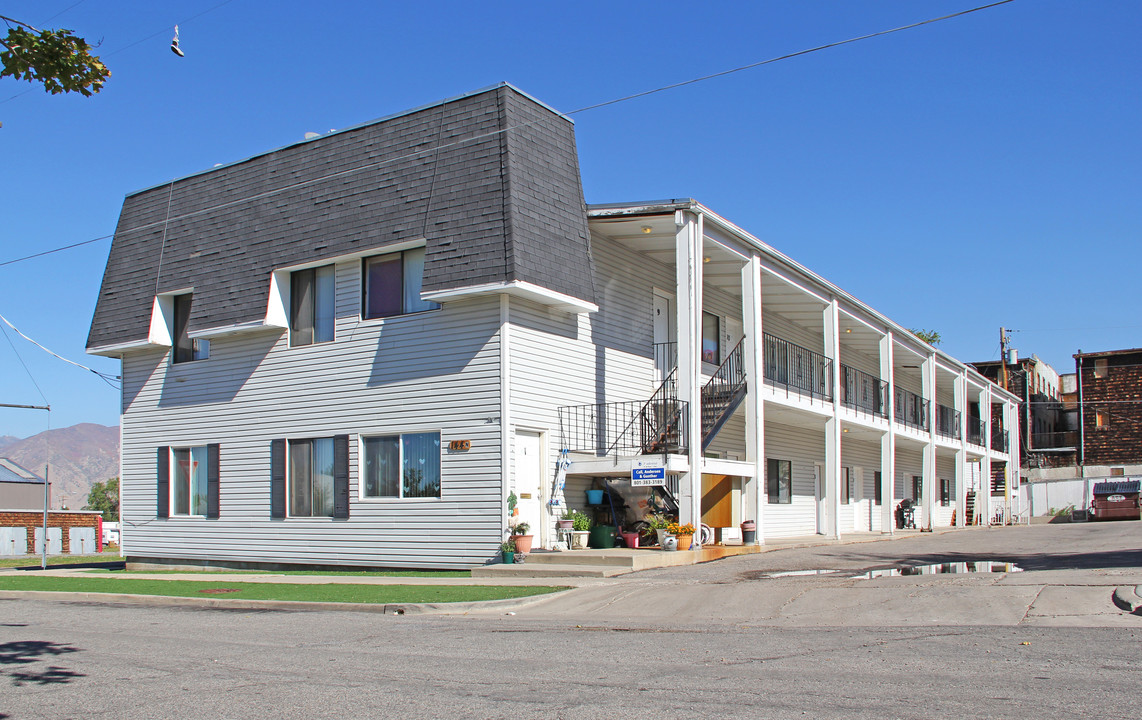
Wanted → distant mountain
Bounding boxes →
[2,424,119,510]
[0,435,20,452]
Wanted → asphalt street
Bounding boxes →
[2,522,1139,719]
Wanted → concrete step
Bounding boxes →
[471,563,629,579]
[521,551,639,568]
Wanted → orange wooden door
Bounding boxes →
[701,474,733,527]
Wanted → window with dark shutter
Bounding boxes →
[270,439,286,518]
[207,443,220,519]
[157,446,170,518]
[333,434,349,519]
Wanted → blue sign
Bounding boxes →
[632,467,666,485]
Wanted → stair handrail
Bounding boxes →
[702,337,747,410]
[604,367,681,455]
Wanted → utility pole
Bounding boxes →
[0,403,51,567]
[999,327,1010,391]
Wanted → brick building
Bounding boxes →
[970,355,1066,470]
[1075,347,1142,473]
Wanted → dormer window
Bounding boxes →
[172,294,209,363]
[290,265,335,346]
[362,247,439,319]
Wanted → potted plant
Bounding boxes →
[557,510,575,530]
[569,510,591,550]
[646,513,672,547]
[666,521,696,550]
[500,538,516,564]
[509,521,533,554]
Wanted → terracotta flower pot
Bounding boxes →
[675,533,693,550]
[510,534,533,554]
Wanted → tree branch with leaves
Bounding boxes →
[0,15,109,96]
[910,328,942,346]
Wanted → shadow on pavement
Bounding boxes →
[13,561,126,571]
[0,640,86,687]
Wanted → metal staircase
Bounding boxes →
[557,338,748,459]
[700,338,747,451]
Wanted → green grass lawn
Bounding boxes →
[0,576,564,604]
[85,568,471,578]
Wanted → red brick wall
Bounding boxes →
[0,511,102,553]
[1081,352,1142,465]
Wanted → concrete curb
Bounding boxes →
[1111,585,1142,614]
[0,587,570,615]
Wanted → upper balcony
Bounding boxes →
[763,332,833,402]
[894,387,929,432]
[1031,430,1079,450]
[935,404,961,440]
[967,415,985,447]
[991,427,1010,454]
[839,364,888,419]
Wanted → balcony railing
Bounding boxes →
[839,364,888,418]
[967,416,985,446]
[558,396,690,456]
[1030,430,1080,449]
[763,333,833,402]
[894,388,929,432]
[935,404,961,439]
[991,428,1010,453]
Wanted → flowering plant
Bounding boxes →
[666,522,696,536]
[645,513,672,531]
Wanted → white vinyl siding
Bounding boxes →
[841,436,882,533]
[935,454,957,527]
[118,257,503,569]
[762,422,825,538]
[894,446,924,528]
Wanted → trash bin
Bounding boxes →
[740,520,757,545]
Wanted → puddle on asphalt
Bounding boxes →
[852,561,1023,579]
[759,570,843,578]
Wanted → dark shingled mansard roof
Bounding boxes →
[87,83,594,350]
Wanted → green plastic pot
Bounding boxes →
[588,525,616,549]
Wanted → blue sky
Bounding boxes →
[0,0,1138,439]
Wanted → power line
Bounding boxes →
[0,0,1016,266]
[0,0,238,106]
[40,0,88,26]
[0,235,112,269]
[0,311,121,388]
[568,0,1016,115]
[0,322,49,406]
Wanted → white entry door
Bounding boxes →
[652,290,675,382]
[514,431,545,545]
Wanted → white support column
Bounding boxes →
[954,372,968,528]
[823,299,841,539]
[742,255,765,544]
[921,352,937,530]
[1004,399,1019,522]
[880,332,896,534]
[980,385,993,526]
[675,209,704,534]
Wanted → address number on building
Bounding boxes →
[449,440,471,452]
